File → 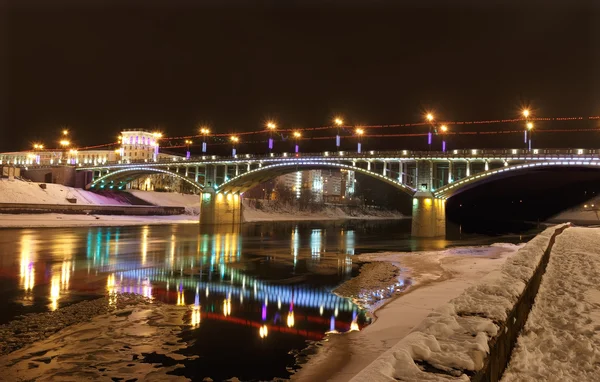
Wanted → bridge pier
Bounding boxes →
[411,191,446,237]
[199,187,243,225]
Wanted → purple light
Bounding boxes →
[524,130,527,143]
[442,141,446,152]
[202,142,207,153]
[186,151,190,159]
[295,144,299,153]
[232,148,236,157]
[357,142,362,153]
[336,135,340,147]
[428,132,432,145]
[330,315,336,332]
[262,304,267,320]
[528,139,532,150]
[268,138,273,150]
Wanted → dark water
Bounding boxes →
[0,219,539,380]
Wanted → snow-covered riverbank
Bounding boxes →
[0,213,199,228]
[293,243,523,381]
[502,226,600,381]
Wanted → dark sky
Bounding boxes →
[2,0,600,153]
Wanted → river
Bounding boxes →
[0,219,539,380]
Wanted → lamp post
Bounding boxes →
[334,117,343,149]
[527,122,534,150]
[230,136,239,157]
[522,109,530,146]
[152,132,162,161]
[426,113,434,150]
[185,139,193,159]
[355,128,364,153]
[440,125,448,152]
[293,131,301,154]
[199,127,209,153]
[32,143,44,164]
[266,121,276,153]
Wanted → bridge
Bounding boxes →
[79,148,600,237]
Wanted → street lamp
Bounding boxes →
[199,127,210,153]
[60,140,70,147]
[293,131,301,153]
[185,139,193,159]
[33,143,44,150]
[440,125,448,152]
[355,128,364,153]
[266,121,277,152]
[527,122,534,150]
[230,136,239,157]
[334,117,343,148]
[522,109,530,145]
[425,113,434,150]
[152,132,162,161]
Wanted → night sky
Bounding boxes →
[2,1,600,153]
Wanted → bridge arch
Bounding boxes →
[90,167,203,190]
[216,161,416,195]
[434,160,600,199]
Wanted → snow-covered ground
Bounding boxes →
[0,179,127,205]
[129,190,201,215]
[324,224,568,382]
[502,227,600,381]
[0,213,198,228]
[293,243,523,382]
[243,200,402,222]
[0,295,194,381]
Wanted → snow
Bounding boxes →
[129,190,201,215]
[340,224,568,382]
[502,226,600,382]
[293,243,522,382]
[0,296,194,381]
[243,200,403,222]
[0,213,199,228]
[0,179,127,205]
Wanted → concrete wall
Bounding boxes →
[0,203,185,216]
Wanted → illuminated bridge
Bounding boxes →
[79,148,600,236]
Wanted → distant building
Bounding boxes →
[270,169,355,202]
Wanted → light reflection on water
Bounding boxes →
[0,219,534,380]
[1,222,378,380]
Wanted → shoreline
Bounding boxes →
[0,212,405,228]
[292,243,523,382]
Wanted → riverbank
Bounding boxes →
[0,213,199,227]
[292,242,523,381]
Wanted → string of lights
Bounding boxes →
[36,114,600,151]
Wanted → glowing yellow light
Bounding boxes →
[223,298,232,316]
[334,117,343,126]
[191,306,201,327]
[115,149,121,154]
[152,132,163,138]
[355,128,364,136]
[226,193,232,201]
[62,129,68,136]
[522,109,530,118]
[177,290,186,306]
[527,122,534,130]
[20,234,36,292]
[259,324,269,338]
[60,140,70,146]
[426,113,434,122]
[200,127,210,134]
[293,131,301,138]
[50,274,60,311]
[350,319,360,332]
[217,193,224,202]
[287,311,295,328]
[440,125,448,132]
[185,139,193,144]
[230,136,239,143]
[584,205,588,208]
[424,198,432,206]
[266,121,277,129]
